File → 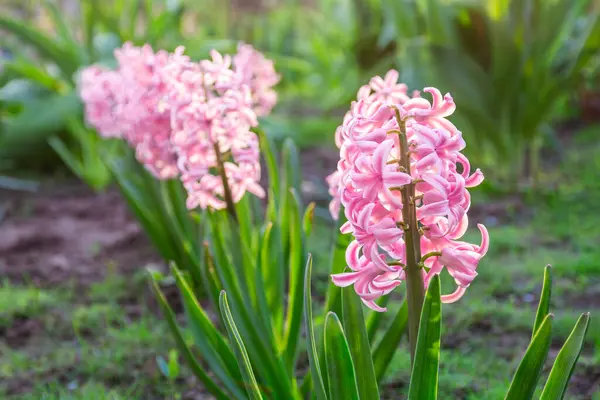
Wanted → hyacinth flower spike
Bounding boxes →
[328,73,489,363]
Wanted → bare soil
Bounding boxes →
[0,182,158,288]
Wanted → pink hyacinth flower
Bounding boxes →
[329,79,489,310]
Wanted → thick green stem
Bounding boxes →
[394,111,425,366]
[213,142,238,222]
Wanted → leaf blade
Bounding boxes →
[324,312,359,400]
[341,286,380,400]
[150,278,230,400]
[408,274,442,400]
[219,291,264,400]
[304,254,328,400]
[540,313,591,400]
[533,265,552,338]
[372,299,408,382]
[505,314,554,400]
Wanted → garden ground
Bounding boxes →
[1,125,600,399]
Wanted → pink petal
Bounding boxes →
[441,286,467,304]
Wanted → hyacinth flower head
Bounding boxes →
[162,49,265,213]
[79,42,184,180]
[79,42,276,212]
[328,71,488,314]
[233,43,280,117]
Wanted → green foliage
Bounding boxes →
[505,314,554,400]
[540,313,591,400]
[341,286,380,400]
[324,312,359,400]
[150,135,421,399]
[0,0,188,175]
[415,0,600,182]
[408,275,441,400]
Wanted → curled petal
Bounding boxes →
[331,271,362,287]
[441,286,467,304]
[363,299,387,312]
[466,169,485,187]
[477,224,489,256]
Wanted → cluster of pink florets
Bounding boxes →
[79,42,279,210]
[327,70,489,311]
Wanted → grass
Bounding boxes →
[2,125,600,398]
[0,270,194,399]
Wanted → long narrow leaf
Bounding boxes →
[0,16,81,78]
[257,128,280,216]
[324,312,359,400]
[533,265,552,338]
[324,217,352,317]
[150,279,229,400]
[341,287,380,400]
[505,314,554,400]
[408,274,441,400]
[172,267,243,390]
[540,313,591,400]
[282,189,305,372]
[366,296,390,342]
[219,291,264,400]
[372,299,408,382]
[260,222,285,340]
[209,213,295,399]
[304,254,328,400]
[43,0,86,62]
[303,202,316,237]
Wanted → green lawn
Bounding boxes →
[2,125,600,399]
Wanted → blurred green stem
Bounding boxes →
[213,142,238,222]
[394,110,424,365]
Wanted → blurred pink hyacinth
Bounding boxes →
[79,42,184,179]
[233,43,280,117]
[79,42,276,209]
[162,48,265,210]
[327,70,489,310]
[79,66,125,139]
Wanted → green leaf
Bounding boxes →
[150,278,229,400]
[324,215,352,316]
[219,291,265,400]
[282,189,305,372]
[260,222,285,340]
[540,313,591,400]
[0,15,81,78]
[408,274,441,400]
[366,296,390,341]
[43,0,85,62]
[200,243,223,312]
[341,286,380,400]
[281,138,302,197]
[208,213,295,399]
[109,159,177,262]
[81,0,96,57]
[324,312,359,400]
[48,136,83,180]
[0,92,82,156]
[372,299,408,382]
[157,181,203,285]
[303,202,316,237]
[257,128,279,219]
[505,314,554,400]
[304,254,328,400]
[533,265,552,338]
[278,140,300,255]
[171,267,244,393]
[2,59,63,91]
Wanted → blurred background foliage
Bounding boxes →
[0,0,599,190]
[1,1,600,398]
